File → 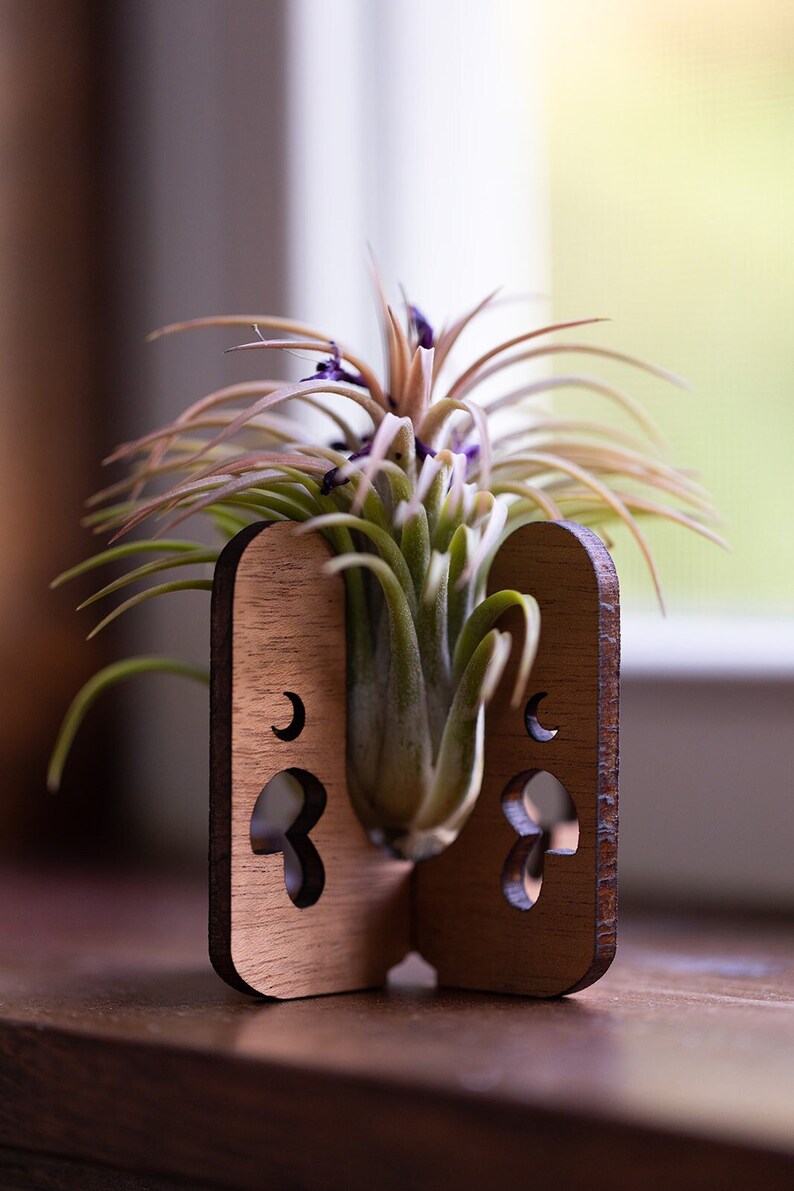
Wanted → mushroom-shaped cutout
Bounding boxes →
[501,770,579,910]
[250,768,327,908]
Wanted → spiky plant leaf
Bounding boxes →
[47,656,209,793]
[50,280,722,859]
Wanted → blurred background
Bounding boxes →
[1,0,791,907]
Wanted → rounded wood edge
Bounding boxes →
[438,518,621,998]
[211,519,621,1000]
[209,522,278,998]
[543,521,620,994]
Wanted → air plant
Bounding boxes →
[49,281,722,861]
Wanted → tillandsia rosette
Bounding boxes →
[49,279,723,861]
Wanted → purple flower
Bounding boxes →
[320,467,351,497]
[320,433,435,497]
[450,429,479,476]
[410,305,434,350]
[302,341,366,387]
[321,441,371,496]
[415,437,436,461]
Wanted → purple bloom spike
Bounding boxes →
[410,305,434,350]
[415,437,437,461]
[320,467,351,497]
[458,442,480,478]
[322,439,375,495]
[302,341,367,387]
[451,428,480,476]
[450,424,478,454]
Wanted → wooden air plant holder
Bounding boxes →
[210,520,619,1000]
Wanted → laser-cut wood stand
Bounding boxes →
[210,519,619,999]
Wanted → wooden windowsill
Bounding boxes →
[0,864,792,1190]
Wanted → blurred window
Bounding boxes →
[546,0,794,618]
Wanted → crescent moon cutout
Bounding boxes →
[271,691,306,741]
[524,692,559,743]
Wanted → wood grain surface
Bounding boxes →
[1,867,793,1191]
[415,520,620,995]
[212,519,618,999]
[210,522,411,998]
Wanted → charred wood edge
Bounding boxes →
[209,521,275,997]
[556,521,620,995]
